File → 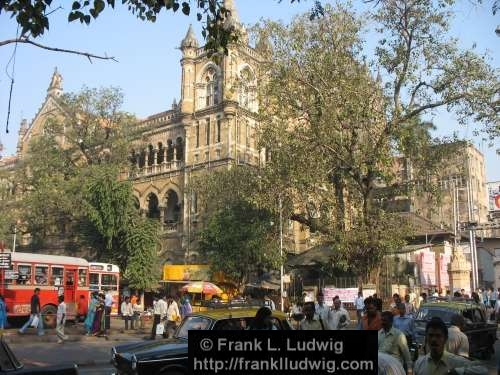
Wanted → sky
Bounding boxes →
[0,0,499,181]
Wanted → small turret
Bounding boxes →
[16,119,28,155]
[47,67,63,97]
[180,24,199,54]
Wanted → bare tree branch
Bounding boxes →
[0,37,117,62]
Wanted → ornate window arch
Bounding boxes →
[239,66,257,112]
[197,65,220,110]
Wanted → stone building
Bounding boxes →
[0,0,312,263]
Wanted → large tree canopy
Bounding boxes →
[251,0,498,281]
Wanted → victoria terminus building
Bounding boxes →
[1,1,311,265]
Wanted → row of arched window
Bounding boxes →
[130,138,184,168]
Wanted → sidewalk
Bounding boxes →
[3,317,151,344]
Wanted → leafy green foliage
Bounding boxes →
[198,200,281,290]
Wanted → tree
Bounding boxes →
[0,0,322,57]
[198,199,280,290]
[253,1,498,281]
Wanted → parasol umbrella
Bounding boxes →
[181,281,223,295]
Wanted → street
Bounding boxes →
[6,329,500,374]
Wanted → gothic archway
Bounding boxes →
[164,190,180,223]
[146,193,160,219]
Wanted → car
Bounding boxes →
[111,307,293,375]
[0,336,78,374]
[414,297,497,359]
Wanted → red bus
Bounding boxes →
[89,262,120,315]
[0,252,90,328]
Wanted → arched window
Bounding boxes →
[139,150,146,168]
[176,137,184,161]
[167,139,174,161]
[147,144,154,166]
[239,67,256,112]
[165,190,180,223]
[200,66,219,109]
[157,142,164,164]
[130,150,137,166]
[146,193,160,219]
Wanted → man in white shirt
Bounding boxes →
[446,314,469,357]
[150,295,167,340]
[354,292,365,329]
[56,295,67,344]
[104,289,113,336]
[328,298,350,330]
[165,296,180,338]
[314,292,330,322]
[120,296,134,330]
[414,317,487,375]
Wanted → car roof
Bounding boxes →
[190,308,288,320]
[419,301,481,310]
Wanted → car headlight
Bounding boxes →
[131,354,137,370]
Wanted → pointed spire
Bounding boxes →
[223,0,240,26]
[376,67,382,83]
[181,24,199,50]
[47,67,63,97]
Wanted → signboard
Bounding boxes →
[323,288,359,307]
[0,253,11,269]
[439,253,451,289]
[163,265,211,281]
[4,270,18,279]
[488,182,500,212]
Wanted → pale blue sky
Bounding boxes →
[0,0,498,179]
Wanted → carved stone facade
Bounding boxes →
[0,1,271,264]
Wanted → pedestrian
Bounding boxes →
[18,287,44,336]
[180,296,192,319]
[314,292,329,322]
[299,302,326,330]
[92,293,106,337]
[446,314,469,357]
[0,294,7,332]
[104,289,113,336]
[378,351,405,375]
[164,296,180,339]
[248,307,277,330]
[56,295,68,344]
[354,291,365,329]
[84,292,98,335]
[413,317,487,375]
[403,295,415,316]
[77,294,87,323]
[378,311,412,372]
[361,297,382,331]
[150,295,167,340]
[327,298,350,330]
[372,293,383,312]
[121,296,134,330]
[264,295,276,311]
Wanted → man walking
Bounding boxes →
[150,295,167,340]
[328,298,350,330]
[164,296,180,339]
[314,292,329,322]
[18,288,44,336]
[446,314,469,357]
[104,289,113,337]
[354,292,365,329]
[414,317,487,375]
[378,311,412,373]
[56,295,68,344]
[120,296,134,330]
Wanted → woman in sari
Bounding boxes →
[84,292,98,335]
[92,293,105,336]
[0,294,7,331]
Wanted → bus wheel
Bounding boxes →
[41,305,57,329]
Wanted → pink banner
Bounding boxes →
[323,288,359,307]
[439,253,450,289]
[419,251,436,287]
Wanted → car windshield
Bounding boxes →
[415,307,454,324]
[176,316,212,339]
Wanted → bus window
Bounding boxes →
[35,266,48,285]
[17,265,32,285]
[102,274,118,291]
[89,273,99,292]
[78,269,88,287]
[51,266,64,286]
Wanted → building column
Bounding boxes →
[163,147,168,164]
[159,205,165,224]
[153,149,158,166]
[144,152,149,167]
[173,145,177,162]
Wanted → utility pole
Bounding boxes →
[12,224,17,253]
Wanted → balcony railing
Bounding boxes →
[129,160,183,179]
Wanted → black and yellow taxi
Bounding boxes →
[111,305,292,375]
